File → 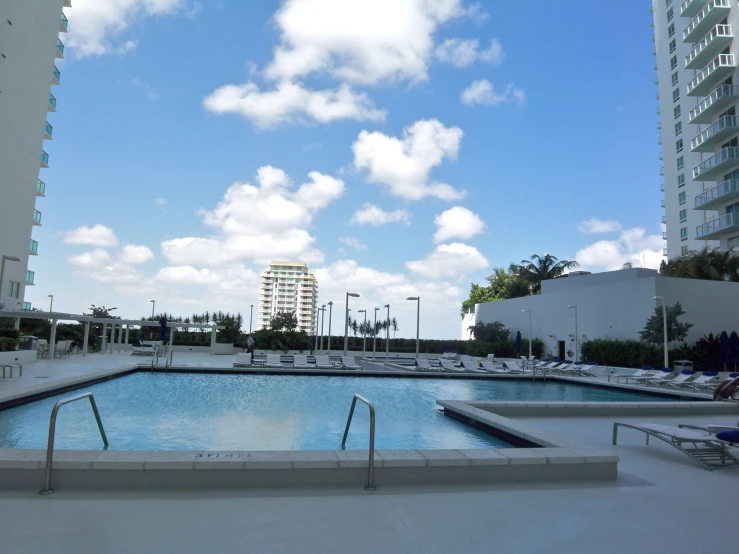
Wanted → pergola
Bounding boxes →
[0,311,225,356]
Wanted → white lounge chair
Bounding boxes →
[616,367,657,383]
[233,352,252,367]
[265,353,284,367]
[460,360,488,374]
[682,371,719,390]
[636,369,674,386]
[314,355,335,369]
[293,355,315,369]
[416,358,434,371]
[665,370,696,388]
[480,360,511,374]
[341,356,361,370]
[131,341,156,356]
[439,359,464,372]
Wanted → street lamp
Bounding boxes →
[0,255,21,302]
[653,296,669,368]
[384,304,390,361]
[358,309,367,357]
[522,309,532,359]
[407,297,420,358]
[150,300,155,318]
[373,307,379,359]
[249,304,254,333]
[344,292,360,355]
[48,294,54,313]
[327,301,333,356]
[319,304,326,350]
[567,305,578,361]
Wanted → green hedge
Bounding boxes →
[0,329,20,340]
[0,337,18,352]
[581,339,665,368]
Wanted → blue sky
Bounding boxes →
[29,0,662,339]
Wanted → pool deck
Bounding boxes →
[1,353,738,553]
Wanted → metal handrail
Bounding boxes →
[39,393,108,495]
[340,394,376,491]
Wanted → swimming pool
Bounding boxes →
[0,373,673,451]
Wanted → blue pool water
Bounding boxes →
[0,373,672,451]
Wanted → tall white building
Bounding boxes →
[653,0,739,258]
[0,0,70,309]
[258,262,318,334]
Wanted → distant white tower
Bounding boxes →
[258,262,318,333]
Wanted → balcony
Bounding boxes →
[48,93,56,112]
[30,240,38,256]
[686,54,735,97]
[696,212,739,238]
[36,179,46,197]
[685,24,732,69]
[60,13,68,33]
[52,65,60,85]
[690,115,739,152]
[662,215,667,224]
[56,38,64,58]
[26,271,34,286]
[689,84,739,124]
[681,0,709,18]
[663,232,667,240]
[44,122,53,140]
[695,179,739,209]
[693,147,739,180]
[660,183,665,192]
[660,166,664,176]
[40,150,49,168]
[22,302,32,311]
[683,0,730,43]
[661,199,666,208]
[64,0,71,7]
[663,248,668,256]
[33,210,42,226]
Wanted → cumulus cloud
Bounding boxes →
[575,227,664,271]
[406,243,488,278]
[203,81,386,128]
[460,80,525,106]
[155,198,167,206]
[67,248,112,268]
[120,245,154,265]
[62,224,119,247]
[350,204,411,226]
[433,206,486,243]
[352,119,466,201]
[577,218,624,234]
[156,265,259,292]
[435,38,503,67]
[67,248,142,285]
[339,237,368,250]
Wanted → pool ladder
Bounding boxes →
[341,394,376,491]
[150,345,174,372]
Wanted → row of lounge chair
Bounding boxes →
[616,367,734,391]
[233,353,361,370]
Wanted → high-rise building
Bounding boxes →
[0,0,70,310]
[258,262,318,334]
[653,0,739,258]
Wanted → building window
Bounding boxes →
[670,55,677,70]
[680,227,688,241]
[676,139,683,153]
[668,23,675,37]
[8,281,20,299]
[678,173,685,187]
[666,0,672,5]
[681,245,689,255]
[21,302,31,311]
[679,191,687,204]
[671,72,678,86]
[667,7,674,21]
[728,235,739,249]
[677,156,684,170]
[673,88,680,102]
[680,209,687,222]
[674,105,681,119]
[675,121,682,135]
[669,39,676,54]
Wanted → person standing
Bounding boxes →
[246,334,255,356]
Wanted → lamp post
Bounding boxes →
[384,304,390,361]
[327,301,333,356]
[150,300,155,318]
[319,304,326,350]
[0,255,21,302]
[343,292,360,355]
[522,309,532,359]
[314,306,320,352]
[48,294,54,313]
[567,305,578,361]
[358,309,367,357]
[407,296,420,358]
[249,304,253,333]
[653,296,669,368]
[373,307,379,359]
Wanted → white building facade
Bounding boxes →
[258,262,318,334]
[0,0,69,310]
[653,0,739,258]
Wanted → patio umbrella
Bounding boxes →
[719,331,731,368]
[515,331,522,355]
[159,316,168,343]
[730,331,739,369]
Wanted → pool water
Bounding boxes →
[0,373,672,451]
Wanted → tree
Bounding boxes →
[467,321,511,343]
[87,305,119,319]
[270,311,298,332]
[461,283,498,315]
[660,247,739,282]
[391,317,399,344]
[351,318,359,345]
[511,254,579,294]
[639,301,693,345]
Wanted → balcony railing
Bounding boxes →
[662,215,667,224]
[37,179,46,196]
[693,147,739,180]
[30,240,38,255]
[683,0,730,43]
[695,179,739,209]
[690,115,739,152]
[40,150,49,167]
[52,65,60,84]
[48,93,56,111]
[33,210,42,225]
[56,38,64,57]
[696,212,739,239]
[60,13,68,32]
[663,248,668,256]
[681,0,709,17]
[44,122,53,139]
[663,232,667,240]
[684,24,732,69]
[686,53,735,97]
[689,84,739,124]
[26,271,35,286]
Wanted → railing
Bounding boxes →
[696,212,739,238]
[690,84,739,123]
[690,115,739,151]
[681,0,708,16]
[30,240,38,255]
[33,209,42,225]
[693,146,739,179]
[52,66,60,82]
[341,394,376,491]
[685,24,731,68]
[686,53,735,96]
[45,121,53,138]
[56,38,64,56]
[26,270,34,285]
[683,0,730,42]
[48,93,56,109]
[39,393,109,495]
[695,179,739,208]
[61,13,68,30]
[37,179,46,195]
[40,150,49,165]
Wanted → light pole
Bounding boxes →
[150,300,155,318]
[358,309,367,357]
[407,296,420,358]
[373,307,379,359]
[314,306,320,351]
[319,304,326,350]
[653,296,669,368]
[0,255,21,302]
[48,294,54,313]
[327,301,333,356]
[344,292,360,355]
[249,304,253,333]
[522,309,532,359]
[567,305,578,361]
[384,304,390,361]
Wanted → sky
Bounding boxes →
[28,0,663,339]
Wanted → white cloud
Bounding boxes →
[120,245,154,265]
[155,198,167,205]
[433,206,486,243]
[406,243,488,278]
[66,0,190,58]
[577,218,624,234]
[156,265,259,293]
[435,38,503,68]
[67,248,112,268]
[350,204,411,226]
[66,247,143,285]
[203,81,386,128]
[352,119,466,201]
[460,80,525,106]
[339,237,368,250]
[575,227,664,271]
[62,224,119,247]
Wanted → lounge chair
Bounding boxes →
[612,422,739,470]
[636,368,674,385]
[487,354,495,361]
[416,358,434,371]
[690,371,720,390]
[480,360,513,374]
[265,353,284,367]
[293,355,315,369]
[54,340,72,359]
[550,360,574,374]
[439,359,465,372]
[616,366,655,384]
[314,355,336,369]
[37,339,49,359]
[460,359,488,374]
[341,356,361,370]
[131,341,156,356]
[502,361,524,373]
[573,361,599,377]
[1,364,22,378]
[665,370,695,388]
[233,352,252,367]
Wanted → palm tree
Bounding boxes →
[351,318,359,346]
[511,254,579,294]
[660,247,739,281]
[391,317,399,345]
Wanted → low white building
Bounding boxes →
[463,268,739,360]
